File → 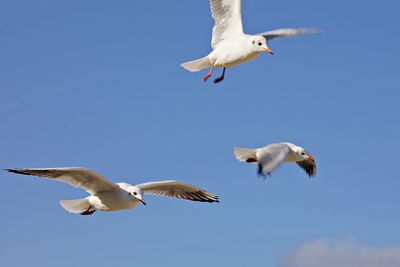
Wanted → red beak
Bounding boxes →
[265,47,274,55]
[139,198,146,206]
[307,156,315,162]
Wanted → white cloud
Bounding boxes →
[280,238,400,267]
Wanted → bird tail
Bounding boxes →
[59,198,91,214]
[234,147,258,163]
[181,56,211,72]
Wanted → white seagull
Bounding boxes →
[5,167,219,215]
[234,142,317,177]
[181,0,321,83]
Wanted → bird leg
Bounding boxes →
[80,206,96,216]
[213,67,226,84]
[203,65,214,82]
[257,164,264,176]
[257,165,271,178]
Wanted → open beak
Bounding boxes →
[139,198,146,206]
[265,47,274,55]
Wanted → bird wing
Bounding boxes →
[296,158,317,177]
[5,167,118,194]
[257,143,290,176]
[210,0,244,49]
[259,28,322,41]
[137,180,219,203]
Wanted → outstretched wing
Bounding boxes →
[259,28,322,41]
[210,0,244,49]
[296,158,317,177]
[5,167,118,194]
[257,143,290,176]
[137,180,219,203]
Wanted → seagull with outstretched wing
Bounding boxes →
[5,167,219,215]
[234,142,317,177]
[181,0,321,83]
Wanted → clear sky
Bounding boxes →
[1,1,399,266]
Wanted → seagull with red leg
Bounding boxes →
[181,0,321,84]
[5,167,219,215]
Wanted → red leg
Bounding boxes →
[203,65,214,82]
[213,67,226,83]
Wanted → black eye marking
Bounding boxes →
[252,40,255,44]
[258,42,262,46]
[301,152,305,155]
[133,192,137,196]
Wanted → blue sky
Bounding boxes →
[1,0,399,266]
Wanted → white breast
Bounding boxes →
[90,189,138,211]
[209,37,261,68]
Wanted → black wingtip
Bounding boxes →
[205,194,219,203]
[204,196,220,203]
[308,172,317,178]
[3,168,31,176]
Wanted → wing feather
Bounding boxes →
[210,0,244,48]
[260,28,322,41]
[5,167,117,194]
[296,159,317,177]
[137,180,219,203]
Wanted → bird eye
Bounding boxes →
[258,42,262,46]
[301,152,305,155]
[133,192,137,196]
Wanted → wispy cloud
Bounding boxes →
[280,238,400,267]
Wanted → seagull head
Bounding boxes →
[129,187,146,206]
[284,142,315,162]
[293,147,315,162]
[297,149,315,162]
[118,183,146,205]
[252,36,273,55]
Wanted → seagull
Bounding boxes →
[5,167,219,215]
[234,142,317,177]
[181,0,321,83]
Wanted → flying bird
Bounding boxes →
[181,0,321,83]
[234,142,316,177]
[5,167,219,215]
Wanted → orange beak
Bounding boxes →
[307,156,315,162]
[265,47,274,55]
[139,198,146,206]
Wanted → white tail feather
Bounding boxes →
[234,147,258,163]
[60,199,90,213]
[181,56,211,72]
